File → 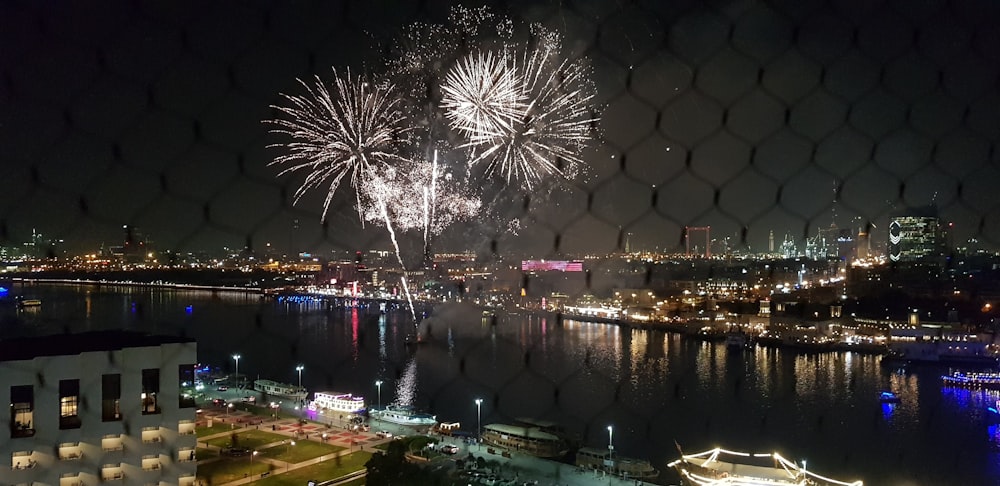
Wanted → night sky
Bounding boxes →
[2,0,1000,257]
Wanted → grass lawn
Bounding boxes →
[256,451,373,486]
[196,456,274,484]
[256,439,345,463]
[205,429,289,450]
[196,447,216,460]
[196,422,236,437]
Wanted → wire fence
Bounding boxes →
[2,1,1000,485]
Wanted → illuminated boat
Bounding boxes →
[369,405,437,427]
[253,379,307,400]
[308,391,366,415]
[941,370,1000,390]
[15,297,41,308]
[879,391,901,403]
[480,423,569,459]
[575,447,659,479]
[669,447,863,486]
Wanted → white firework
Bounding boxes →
[441,50,523,143]
[267,68,412,222]
[441,27,599,189]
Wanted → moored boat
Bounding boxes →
[253,379,307,400]
[309,391,366,415]
[369,404,437,427]
[480,423,569,459]
[941,370,1000,390]
[726,331,749,350]
[670,446,863,486]
[15,296,41,308]
[575,447,659,479]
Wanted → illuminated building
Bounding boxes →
[0,331,198,485]
[887,208,945,262]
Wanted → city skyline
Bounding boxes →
[3,1,1000,257]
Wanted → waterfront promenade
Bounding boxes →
[196,398,661,486]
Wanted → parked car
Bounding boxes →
[375,430,393,438]
[441,444,459,454]
[222,447,250,456]
[217,385,228,391]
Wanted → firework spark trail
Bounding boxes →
[372,187,417,322]
[268,69,411,222]
[424,150,440,257]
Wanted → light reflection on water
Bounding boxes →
[2,285,999,484]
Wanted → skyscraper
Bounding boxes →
[887,207,945,262]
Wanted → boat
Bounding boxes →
[726,331,750,350]
[879,391,901,403]
[670,446,863,486]
[575,447,659,479]
[480,423,570,459]
[253,379,307,400]
[308,391,366,415]
[15,297,41,308]
[884,328,1000,367]
[369,404,437,427]
[941,370,1000,390]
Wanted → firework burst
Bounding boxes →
[360,155,481,237]
[442,27,599,189]
[267,68,412,221]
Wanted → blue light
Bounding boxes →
[882,402,895,419]
[0,286,8,294]
[185,305,194,313]
[989,407,999,415]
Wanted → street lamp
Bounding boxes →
[295,365,304,388]
[607,425,614,458]
[227,402,234,418]
[375,380,383,411]
[475,398,483,450]
[232,354,241,388]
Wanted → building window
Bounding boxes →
[141,368,160,415]
[102,374,121,422]
[179,364,196,409]
[59,379,81,429]
[9,385,34,438]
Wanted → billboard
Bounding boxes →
[521,260,584,272]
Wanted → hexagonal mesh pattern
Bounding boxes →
[2,1,1000,484]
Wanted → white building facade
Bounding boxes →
[0,330,198,486]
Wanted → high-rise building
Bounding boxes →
[0,331,198,485]
[888,207,945,262]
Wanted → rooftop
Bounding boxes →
[0,330,194,362]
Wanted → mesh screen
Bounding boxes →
[2,1,1000,485]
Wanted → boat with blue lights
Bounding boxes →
[879,391,901,403]
[941,370,1000,390]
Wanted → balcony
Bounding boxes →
[101,471,124,481]
[59,443,83,460]
[178,449,197,462]
[11,452,37,470]
[142,435,162,444]
[178,420,196,436]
